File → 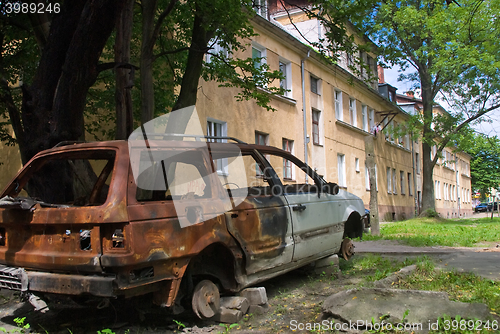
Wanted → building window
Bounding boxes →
[255,132,268,176]
[252,43,266,70]
[205,39,229,63]
[400,170,405,194]
[387,167,392,194]
[310,76,320,94]
[355,158,360,173]
[416,153,420,174]
[207,119,228,174]
[312,109,320,145]
[335,90,343,121]
[407,172,412,196]
[349,98,357,127]
[279,59,292,97]
[369,108,375,130]
[337,154,346,187]
[253,0,267,17]
[365,166,370,190]
[283,138,294,180]
[362,105,368,131]
[392,168,397,194]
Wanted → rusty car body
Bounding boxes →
[0,138,365,317]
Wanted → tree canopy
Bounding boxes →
[357,0,500,214]
[465,133,500,199]
[0,0,286,164]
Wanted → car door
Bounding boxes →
[261,148,344,261]
[210,146,294,275]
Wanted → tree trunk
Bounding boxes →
[140,0,157,124]
[115,0,135,140]
[165,9,213,135]
[365,135,379,235]
[21,0,87,164]
[19,0,124,199]
[419,71,436,214]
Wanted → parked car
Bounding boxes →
[475,202,490,212]
[0,138,366,318]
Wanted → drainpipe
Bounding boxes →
[411,133,418,216]
[455,153,461,217]
[301,49,311,183]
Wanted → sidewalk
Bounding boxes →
[353,240,500,281]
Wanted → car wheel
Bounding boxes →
[191,280,220,319]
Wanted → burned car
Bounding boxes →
[0,137,365,318]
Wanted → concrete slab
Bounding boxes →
[322,288,495,333]
[354,240,500,281]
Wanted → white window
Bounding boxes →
[392,168,397,194]
[438,181,441,199]
[387,167,392,194]
[279,58,292,97]
[369,108,375,130]
[362,105,368,132]
[337,154,346,187]
[335,90,343,121]
[404,134,410,150]
[312,109,321,145]
[207,119,228,174]
[365,165,370,190]
[435,181,438,199]
[400,170,405,194]
[416,153,420,174]
[282,138,294,180]
[349,98,357,127]
[206,39,229,63]
[355,158,360,172]
[253,0,267,17]
[252,43,266,70]
[255,132,269,176]
[407,172,412,196]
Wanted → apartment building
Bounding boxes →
[0,2,472,221]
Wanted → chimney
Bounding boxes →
[405,91,415,98]
[377,65,385,84]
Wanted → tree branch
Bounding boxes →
[153,46,190,61]
[151,0,177,47]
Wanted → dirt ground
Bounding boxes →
[0,247,496,334]
[0,264,362,334]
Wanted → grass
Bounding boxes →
[339,253,422,281]
[364,217,500,247]
[396,258,500,312]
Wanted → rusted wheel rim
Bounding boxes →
[192,280,220,319]
[341,238,355,260]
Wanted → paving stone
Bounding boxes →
[315,254,339,268]
[248,303,269,315]
[213,307,243,323]
[220,296,249,314]
[239,287,267,305]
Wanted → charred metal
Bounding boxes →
[0,140,366,317]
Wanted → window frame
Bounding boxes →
[312,109,321,145]
[207,119,228,175]
[335,90,343,121]
[282,138,295,180]
[349,98,357,127]
[337,153,346,188]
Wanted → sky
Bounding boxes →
[384,67,500,137]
